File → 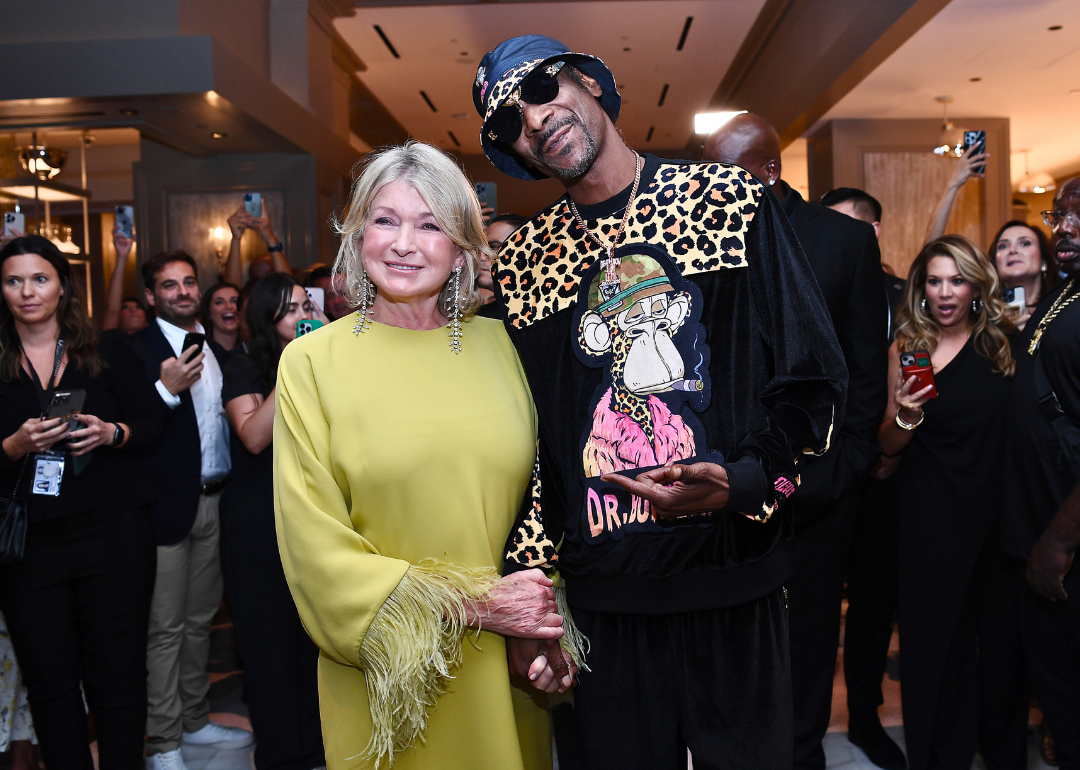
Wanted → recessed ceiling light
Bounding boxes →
[970,77,982,82]
[120,108,139,116]
[211,132,227,139]
[623,47,631,52]
[694,111,747,134]
[1049,25,1063,30]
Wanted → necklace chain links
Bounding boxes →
[1029,279,1080,355]
[567,154,643,300]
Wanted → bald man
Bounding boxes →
[706,116,894,770]
[1002,177,1080,769]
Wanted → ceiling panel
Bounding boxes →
[335,0,767,155]
[822,0,1080,184]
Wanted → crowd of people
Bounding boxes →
[0,30,1078,770]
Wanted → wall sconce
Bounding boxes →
[209,226,227,262]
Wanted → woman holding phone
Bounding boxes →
[0,235,163,769]
[988,220,1059,330]
[220,274,322,770]
[879,235,1026,770]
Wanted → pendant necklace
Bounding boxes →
[567,154,643,303]
[1029,280,1080,355]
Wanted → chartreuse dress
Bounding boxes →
[273,315,551,770]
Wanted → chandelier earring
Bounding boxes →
[448,265,463,354]
[352,265,374,335]
[972,297,982,313]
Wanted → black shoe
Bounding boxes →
[848,721,907,770]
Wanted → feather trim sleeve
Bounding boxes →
[356,559,499,768]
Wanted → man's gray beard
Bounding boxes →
[538,115,599,181]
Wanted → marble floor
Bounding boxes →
[6,600,1055,770]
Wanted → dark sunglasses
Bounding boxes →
[486,61,565,145]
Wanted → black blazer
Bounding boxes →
[125,323,229,546]
[780,183,889,514]
[0,332,164,521]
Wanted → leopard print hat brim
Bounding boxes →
[473,35,620,181]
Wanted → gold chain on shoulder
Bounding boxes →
[1029,280,1079,355]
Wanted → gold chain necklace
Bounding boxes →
[567,154,643,302]
[1029,279,1080,354]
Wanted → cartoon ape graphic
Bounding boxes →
[574,247,711,479]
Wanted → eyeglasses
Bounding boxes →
[1042,209,1080,230]
[486,62,565,145]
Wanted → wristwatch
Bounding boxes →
[267,242,284,252]
[112,423,127,446]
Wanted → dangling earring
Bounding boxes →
[972,297,982,313]
[920,297,927,311]
[352,266,374,335]
[448,265,463,354]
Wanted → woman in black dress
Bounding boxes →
[879,235,1027,770]
[220,273,324,770]
[0,235,161,769]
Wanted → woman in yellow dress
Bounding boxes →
[273,142,572,770]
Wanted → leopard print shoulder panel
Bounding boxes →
[505,454,557,569]
[495,162,763,329]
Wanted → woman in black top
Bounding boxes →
[220,273,323,770]
[879,235,1026,770]
[200,281,241,353]
[0,236,162,769]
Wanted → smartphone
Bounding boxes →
[296,319,323,337]
[1002,285,1026,311]
[3,211,24,237]
[115,206,134,239]
[475,183,497,219]
[963,130,987,175]
[900,350,938,399]
[181,332,205,363]
[244,192,262,218]
[46,389,87,430]
[305,287,325,309]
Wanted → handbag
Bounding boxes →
[0,456,30,563]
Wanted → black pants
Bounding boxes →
[790,491,859,770]
[220,499,323,770]
[553,588,792,770]
[0,507,156,770]
[844,474,900,729]
[1020,572,1080,770]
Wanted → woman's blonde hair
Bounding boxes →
[896,234,1016,377]
[333,141,491,319]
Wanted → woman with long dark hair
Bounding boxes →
[200,281,241,353]
[989,219,1059,330]
[0,235,161,768]
[219,273,323,770]
[879,235,1027,770]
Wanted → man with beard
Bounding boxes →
[471,35,846,769]
[129,252,253,767]
[1002,177,1080,770]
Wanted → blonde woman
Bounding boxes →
[878,235,1026,770]
[273,142,571,770]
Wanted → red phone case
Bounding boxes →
[900,350,938,399]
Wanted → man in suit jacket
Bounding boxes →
[128,251,252,769]
[706,116,890,770]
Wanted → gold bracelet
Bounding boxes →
[895,409,924,431]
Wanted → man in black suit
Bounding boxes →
[129,252,253,769]
[823,187,908,770]
[705,117,891,770]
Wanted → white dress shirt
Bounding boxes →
[154,318,231,482]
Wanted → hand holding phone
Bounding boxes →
[160,344,205,396]
[961,131,988,177]
[296,319,324,337]
[115,206,135,240]
[475,182,497,221]
[899,349,937,403]
[4,211,25,238]
[47,389,87,431]
[1003,286,1026,311]
[243,193,262,218]
[181,332,205,363]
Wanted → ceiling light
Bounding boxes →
[1016,150,1057,194]
[211,132,227,139]
[18,145,66,180]
[931,96,964,157]
[694,110,747,134]
[120,108,139,116]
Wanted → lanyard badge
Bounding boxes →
[31,451,65,497]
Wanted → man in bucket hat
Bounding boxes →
[475,35,847,769]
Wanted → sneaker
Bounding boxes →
[182,721,255,750]
[146,749,188,770]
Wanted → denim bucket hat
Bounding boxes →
[472,35,620,181]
